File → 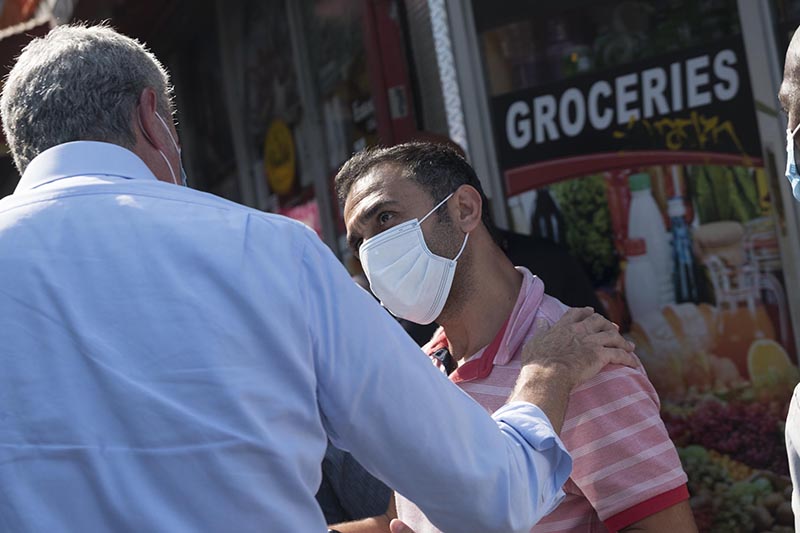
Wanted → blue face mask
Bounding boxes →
[785,123,800,201]
[155,112,188,187]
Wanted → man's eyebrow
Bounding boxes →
[357,199,398,226]
[346,199,398,251]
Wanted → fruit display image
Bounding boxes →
[518,163,798,531]
[479,0,794,528]
[677,445,794,532]
[626,165,798,532]
[641,324,798,532]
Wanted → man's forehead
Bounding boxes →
[348,164,402,199]
[345,164,422,210]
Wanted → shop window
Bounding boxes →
[471,2,798,529]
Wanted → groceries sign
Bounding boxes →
[492,38,761,173]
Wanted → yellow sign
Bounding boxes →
[264,119,296,195]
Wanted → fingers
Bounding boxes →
[587,330,636,352]
[389,519,416,533]
[598,347,641,370]
[572,347,642,388]
[582,312,617,333]
[557,307,616,334]
[555,306,594,325]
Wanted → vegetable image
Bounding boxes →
[688,165,762,224]
[550,175,618,285]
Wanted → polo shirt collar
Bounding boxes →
[423,268,545,383]
[15,141,158,193]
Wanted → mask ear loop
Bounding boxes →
[137,112,178,185]
[453,232,469,261]
[155,112,182,186]
[419,192,454,224]
[156,149,178,185]
[792,123,800,137]
[419,192,470,261]
[155,112,182,159]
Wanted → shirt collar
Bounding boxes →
[497,268,545,364]
[15,141,158,193]
[422,268,546,383]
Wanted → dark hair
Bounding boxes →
[334,142,495,233]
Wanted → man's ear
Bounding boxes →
[452,184,483,233]
[136,87,167,151]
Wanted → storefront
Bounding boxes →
[3,0,799,528]
[193,0,421,264]
[439,0,800,530]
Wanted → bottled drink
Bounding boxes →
[668,197,698,302]
[624,238,661,318]
[627,172,675,306]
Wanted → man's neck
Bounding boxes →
[438,251,522,362]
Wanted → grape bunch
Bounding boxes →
[710,478,772,532]
[679,446,791,532]
[678,445,739,532]
[679,446,730,497]
[686,399,787,474]
[707,449,753,481]
[662,408,691,446]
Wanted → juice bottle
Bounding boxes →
[627,172,675,306]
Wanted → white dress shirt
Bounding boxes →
[0,141,570,532]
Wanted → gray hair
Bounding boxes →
[0,24,174,173]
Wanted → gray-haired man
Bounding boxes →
[0,24,636,531]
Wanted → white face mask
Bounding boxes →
[359,193,469,325]
[786,123,800,201]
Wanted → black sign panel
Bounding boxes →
[491,38,762,172]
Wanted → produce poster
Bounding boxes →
[508,162,797,532]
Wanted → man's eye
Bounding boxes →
[378,212,393,225]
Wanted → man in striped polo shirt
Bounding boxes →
[336,142,697,533]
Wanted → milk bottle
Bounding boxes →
[624,238,661,318]
[627,172,675,307]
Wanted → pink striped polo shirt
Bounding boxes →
[395,268,688,533]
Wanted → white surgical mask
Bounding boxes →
[155,112,188,187]
[359,193,469,325]
[786,123,800,201]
